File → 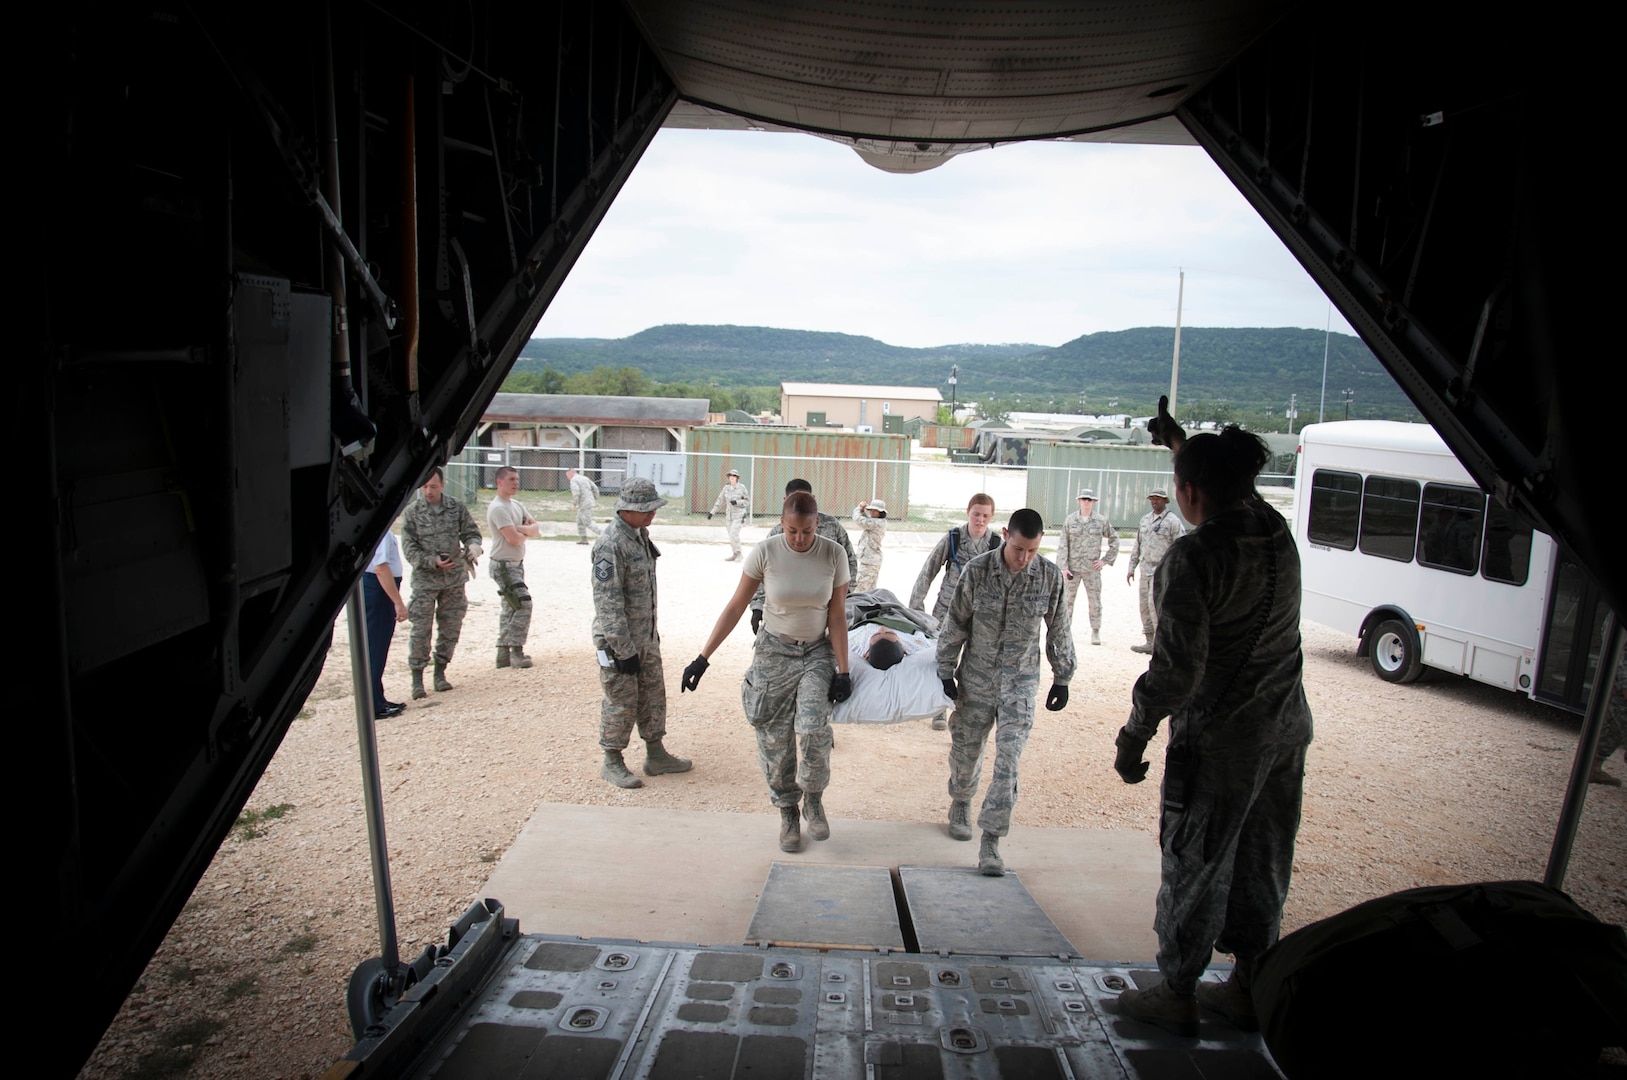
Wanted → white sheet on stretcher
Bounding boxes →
[831,623,951,724]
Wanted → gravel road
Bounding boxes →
[79,523,1625,1079]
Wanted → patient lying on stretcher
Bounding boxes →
[834,590,954,724]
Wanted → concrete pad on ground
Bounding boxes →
[480,803,1159,962]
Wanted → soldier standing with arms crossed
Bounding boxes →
[710,468,750,561]
[400,467,484,699]
[1127,489,1186,654]
[487,466,539,669]
[592,477,693,788]
[567,467,601,544]
[1057,488,1119,646]
[937,508,1075,877]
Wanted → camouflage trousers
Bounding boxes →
[725,511,746,557]
[1138,565,1161,637]
[576,508,601,540]
[1154,738,1307,994]
[854,553,883,594]
[599,648,667,750]
[489,560,532,647]
[741,630,834,807]
[407,582,469,668]
[1064,568,1105,632]
[947,685,1037,837]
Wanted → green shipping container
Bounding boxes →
[687,427,913,518]
[1025,441,1184,532]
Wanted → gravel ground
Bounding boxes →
[79,522,1625,1079]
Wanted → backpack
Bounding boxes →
[947,526,1000,568]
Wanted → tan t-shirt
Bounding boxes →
[487,495,530,562]
[744,534,851,642]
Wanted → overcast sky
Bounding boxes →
[534,128,1356,349]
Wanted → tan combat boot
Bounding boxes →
[803,793,830,841]
[433,664,453,692]
[410,668,428,700]
[978,832,1005,876]
[601,751,643,789]
[778,806,801,852]
[643,740,692,776]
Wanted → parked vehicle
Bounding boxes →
[1294,421,1607,711]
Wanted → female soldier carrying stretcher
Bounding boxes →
[683,490,853,853]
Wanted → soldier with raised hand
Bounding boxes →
[567,467,601,544]
[1058,488,1119,646]
[400,467,484,699]
[486,466,539,669]
[851,499,888,593]
[1127,488,1186,654]
[710,468,751,561]
[592,477,692,789]
[937,508,1075,877]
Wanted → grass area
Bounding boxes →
[116,1018,224,1080]
[232,802,294,841]
[280,930,318,956]
[221,975,259,1003]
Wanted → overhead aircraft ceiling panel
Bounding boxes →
[629,0,1291,141]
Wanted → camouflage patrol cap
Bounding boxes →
[616,477,667,512]
[1076,488,1098,501]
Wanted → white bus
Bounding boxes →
[1293,421,1608,711]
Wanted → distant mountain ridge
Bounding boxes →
[519,323,1416,418]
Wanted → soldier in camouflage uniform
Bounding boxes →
[1057,488,1119,646]
[683,490,853,854]
[1127,489,1186,653]
[710,469,750,560]
[937,508,1075,877]
[1590,640,1625,786]
[912,493,999,729]
[851,499,888,593]
[749,479,858,633]
[486,466,539,668]
[567,467,601,544]
[400,468,484,698]
[591,477,692,788]
[1112,425,1313,1038]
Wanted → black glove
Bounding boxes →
[829,673,852,703]
[612,653,641,675]
[681,654,709,692]
[707,512,714,520]
[1045,683,1069,711]
[1146,394,1188,449]
[750,609,763,635]
[941,678,958,700]
[1114,727,1151,784]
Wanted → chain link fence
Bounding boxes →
[442,444,1295,533]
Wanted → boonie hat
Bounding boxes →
[727,468,740,477]
[868,500,888,516]
[1076,488,1098,501]
[1147,488,1169,500]
[616,477,667,512]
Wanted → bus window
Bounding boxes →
[1416,483,1484,575]
[1359,475,1420,562]
[1482,501,1533,586]
[1307,469,1361,549]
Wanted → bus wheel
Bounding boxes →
[1370,619,1423,684]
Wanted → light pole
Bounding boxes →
[948,364,958,420]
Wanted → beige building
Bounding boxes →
[780,382,942,430]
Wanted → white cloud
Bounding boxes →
[535,129,1355,347]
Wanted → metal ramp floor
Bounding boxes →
[342,861,1284,1079]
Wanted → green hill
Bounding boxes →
[519,323,1418,423]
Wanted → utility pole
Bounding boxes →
[1319,304,1331,424]
[1342,387,1355,421]
[949,364,958,420]
[1169,269,1184,417]
[1287,393,1299,435]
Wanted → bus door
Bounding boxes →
[1534,552,1609,712]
